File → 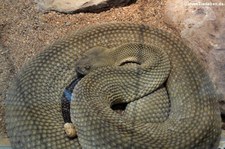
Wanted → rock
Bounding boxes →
[164,0,225,113]
[34,0,136,13]
[209,48,225,114]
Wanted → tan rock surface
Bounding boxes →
[164,0,225,112]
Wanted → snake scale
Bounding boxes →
[5,23,221,149]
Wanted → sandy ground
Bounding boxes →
[0,0,192,146]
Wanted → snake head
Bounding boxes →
[76,47,111,76]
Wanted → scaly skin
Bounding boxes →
[5,23,221,149]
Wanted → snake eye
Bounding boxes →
[84,65,91,70]
[76,66,89,76]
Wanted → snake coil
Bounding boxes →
[5,23,221,149]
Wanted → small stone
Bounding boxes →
[65,22,71,26]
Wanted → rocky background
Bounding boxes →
[164,0,225,114]
[0,0,224,146]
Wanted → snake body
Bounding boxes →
[5,23,221,148]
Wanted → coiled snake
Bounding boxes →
[5,23,221,148]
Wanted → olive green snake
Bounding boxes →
[5,23,221,148]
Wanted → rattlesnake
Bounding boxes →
[5,23,221,148]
